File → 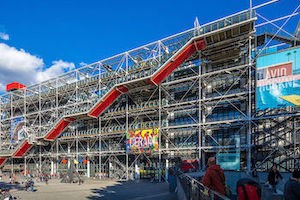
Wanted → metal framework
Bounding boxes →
[0,5,299,180]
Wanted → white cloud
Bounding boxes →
[0,32,9,41]
[0,43,75,92]
[36,60,75,82]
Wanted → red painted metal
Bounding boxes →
[150,38,206,85]
[0,158,7,167]
[194,39,206,51]
[13,140,33,158]
[44,117,76,141]
[117,85,129,93]
[88,86,128,118]
[6,82,26,92]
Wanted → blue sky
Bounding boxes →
[0,0,299,91]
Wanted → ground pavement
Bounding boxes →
[0,178,177,200]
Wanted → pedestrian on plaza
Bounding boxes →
[29,179,34,192]
[202,157,226,198]
[268,164,283,193]
[284,169,300,200]
[45,175,49,185]
[25,179,30,191]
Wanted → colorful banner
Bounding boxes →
[126,128,159,154]
[256,47,300,110]
[10,116,26,144]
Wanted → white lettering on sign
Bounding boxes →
[266,67,287,79]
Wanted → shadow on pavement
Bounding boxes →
[0,181,25,191]
[87,180,177,200]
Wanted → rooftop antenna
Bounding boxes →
[194,17,201,36]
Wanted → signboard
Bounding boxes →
[216,153,240,170]
[11,116,26,144]
[256,47,300,110]
[216,137,240,170]
[126,128,159,154]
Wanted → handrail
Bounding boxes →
[176,170,230,200]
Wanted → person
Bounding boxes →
[202,157,226,198]
[284,169,300,200]
[45,175,48,185]
[29,179,34,192]
[25,179,30,191]
[268,164,283,193]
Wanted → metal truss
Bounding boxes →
[1,4,299,180]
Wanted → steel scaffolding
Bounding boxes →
[0,7,299,179]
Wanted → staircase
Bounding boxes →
[254,116,298,171]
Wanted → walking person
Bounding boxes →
[284,169,300,200]
[25,179,30,191]
[268,164,283,193]
[45,175,49,185]
[202,157,226,199]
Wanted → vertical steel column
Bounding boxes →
[75,70,78,111]
[76,126,79,171]
[39,145,42,173]
[99,117,102,179]
[198,57,203,170]
[293,118,297,168]
[98,64,102,179]
[247,33,253,173]
[24,157,27,176]
[56,140,59,174]
[159,85,162,182]
[24,87,26,138]
[51,159,54,176]
[55,78,59,130]
[10,93,13,125]
[39,85,41,136]
[87,141,90,177]
[165,158,169,182]
[67,142,70,169]
[125,53,129,180]
[126,95,129,180]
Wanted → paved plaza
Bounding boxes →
[0,178,176,200]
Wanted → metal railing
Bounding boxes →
[177,171,230,200]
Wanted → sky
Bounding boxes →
[0,0,299,93]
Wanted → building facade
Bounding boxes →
[0,9,299,179]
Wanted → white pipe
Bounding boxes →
[253,0,280,10]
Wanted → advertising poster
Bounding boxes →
[10,116,26,144]
[126,128,159,154]
[256,47,300,110]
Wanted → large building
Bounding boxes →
[0,8,299,180]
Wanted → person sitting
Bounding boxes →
[284,169,300,200]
